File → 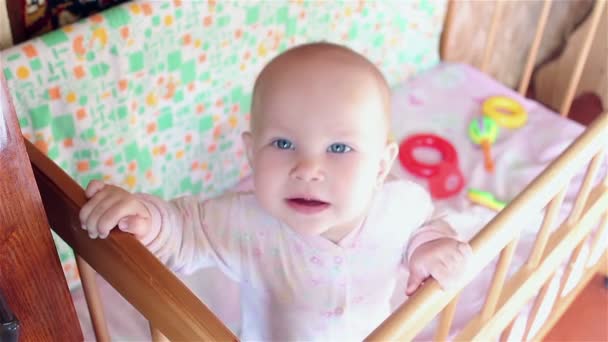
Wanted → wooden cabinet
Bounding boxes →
[0,68,81,340]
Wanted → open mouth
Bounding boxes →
[285,197,330,214]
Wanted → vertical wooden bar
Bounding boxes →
[0,61,82,341]
[588,154,608,265]
[76,256,111,342]
[499,318,517,342]
[527,188,567,269]
[556,240,587,299]
[559,0,607,116]
[434,293,460,341]
[4,0,27,45]
[439,0,455,60]
[150,323,170,342]
[603,154,608,187]
[480,238,518,322]
[521,272,558,341]
[566,152,604,225]
[518,0,552,95]
[480,0,505,72]
[587,211,608,265]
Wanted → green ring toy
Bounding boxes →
[468,116,499,145]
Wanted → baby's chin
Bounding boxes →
[280,214,325,233]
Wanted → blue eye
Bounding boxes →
[272,139,295,150]
[327,143,352,153]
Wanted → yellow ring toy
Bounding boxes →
[482,96,528,129]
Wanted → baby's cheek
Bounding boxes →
[253,183,277,210]
[254,152,284,182]
[336,154,375,180]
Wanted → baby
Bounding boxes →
[80,42,472,340]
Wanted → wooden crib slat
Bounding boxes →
[528,250,608,341]
[150,323,170,342]
[480,0,505,73]
[499,317,517,342]
[559,0,607,117]
[480,238,518,322]
[439,0,455,59]
[527,188,567,269]
[521,271,558,341]
[587,156,608,261]
[587,211,608,264]
[434,293,460,341]
[455,188,608,341]
[555,239,587,302]
[76,256,111,342]
[24,140,238,341]
[0,72,83,340]
[566,151,604,225]
[518,0,552,95]
[604,153,608,187]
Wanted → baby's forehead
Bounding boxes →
[255,58,388,110]
[251,43,391,130]
[256,48,383,90]
[254,93,389,142]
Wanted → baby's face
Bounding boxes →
[243,63,397,241]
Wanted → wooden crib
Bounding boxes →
[3,0,608,341]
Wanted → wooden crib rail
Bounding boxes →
[366,112,608,341]
[24,139,238,342]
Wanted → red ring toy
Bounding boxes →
[399,133,465,199]
[399,134,458,177]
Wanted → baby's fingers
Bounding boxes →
[406,266,429,296]
[85,180,106,198]
[97,199,150,238]
[118,216,153,242]
[83,194,124,238]
[432,267,456,290]
[80,185,116,228]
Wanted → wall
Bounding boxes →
[442,0,594,89]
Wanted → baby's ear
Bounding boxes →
[241,131,254,166]
[377,141,398,186]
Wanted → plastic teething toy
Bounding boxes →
[482,96,528,129]
[399,134,465,199]
[468,116,499,172]
[399,134,458,178]
[428,162,465,199]
[467,188,506,211]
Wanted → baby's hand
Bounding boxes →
[406,238,472,295]
[79,180,153,240]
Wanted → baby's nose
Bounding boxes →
[290,159,325,182]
